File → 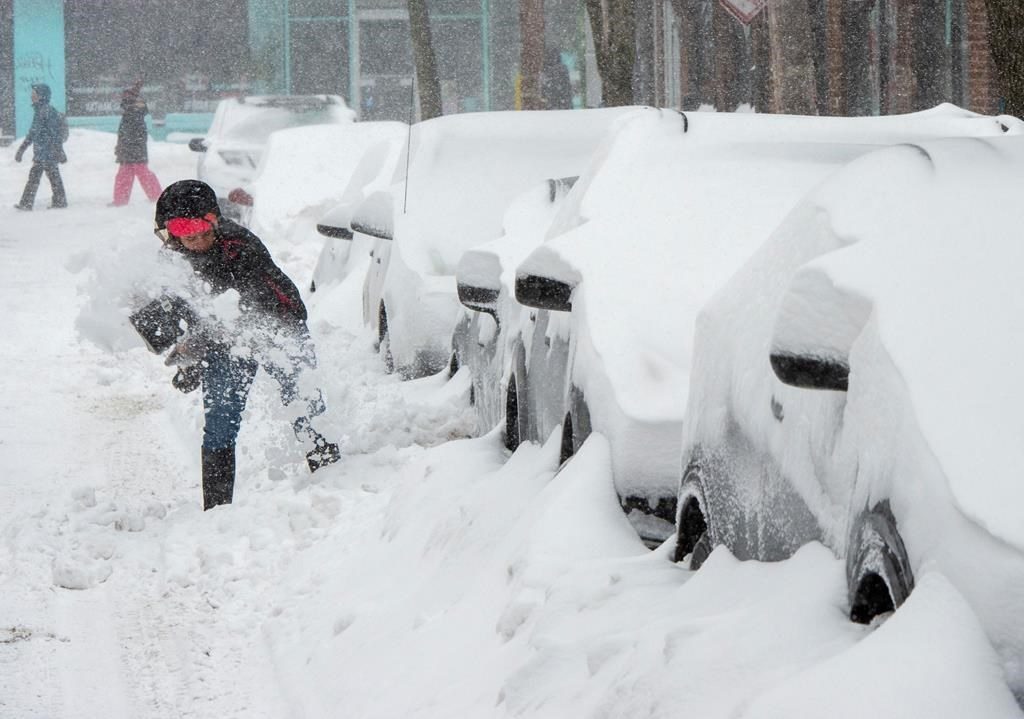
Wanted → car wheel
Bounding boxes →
[504,375,522,451]
[558,386,591,466]
[378,303,395,374]
[674,463,712,569]
[846,501,914,624]
[449,349,460,378]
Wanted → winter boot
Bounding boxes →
[306,432,341,473]
[202,446,236,510]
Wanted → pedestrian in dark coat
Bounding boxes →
[111,81,162,205]
[13,83,67,210]
[131,180,340,510]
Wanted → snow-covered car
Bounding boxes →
[310,129,408,295]
[233,120,405,241]
[188,95,355,220]
[452,176,578,436]
[673,129,1024,686]
[512,105,1019,548]
[329,107,639,378]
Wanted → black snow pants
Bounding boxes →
[20,162,66,208]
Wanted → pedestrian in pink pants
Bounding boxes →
[111,81,162,206]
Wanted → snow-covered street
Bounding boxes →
[0,131,1020,718]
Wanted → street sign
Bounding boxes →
[719,0,767,24]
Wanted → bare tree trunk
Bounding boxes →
[634,0,656,106]
[712,1,741,111]
[750,11,772,112]
[825,0,844,114]
[913,1,946,110]
[585,0,637,106]
[985,0,1024,117]
[408,0,443,120]
[669,0,704,109]
[767,0,817,114]
[520,0,545,110]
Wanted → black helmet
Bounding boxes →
[155,180,220,229]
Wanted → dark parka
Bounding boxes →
[19,84,64,165]
[168,218,308,330]
[115,91,150,164]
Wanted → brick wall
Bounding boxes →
[966,0,999,113]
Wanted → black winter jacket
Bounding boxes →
[171,219,307,328]
[115,97,150,164]
[22,101,64,164]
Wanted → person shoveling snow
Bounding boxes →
[131,179,340,510]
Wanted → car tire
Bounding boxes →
[449,349,460,378]
[378,303,395,374]
[504,375,523,451]
[674,463,712,569]
[558,386,591,466]
[846,501,914,624]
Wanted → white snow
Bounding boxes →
[0,126,1020,717]
[248,121,407,240]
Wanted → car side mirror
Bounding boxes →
[316,201,356,240]
[457,284,499,318]
[350,191,394,241]
[514,274,573,312]
[769,266,871,392]
[188,137,207,153]
[456,249,502,317]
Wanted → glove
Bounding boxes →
[164,333,209,367]
[14,145,24,163]
[172,365,201,394]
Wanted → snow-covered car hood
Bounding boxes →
[515,106,1014,425]
[390,107,645,278]
[770,135,1024,552]
[249,121,407,238]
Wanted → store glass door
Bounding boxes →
[357,14,413,122]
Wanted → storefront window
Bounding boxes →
[358,17,413,120]
[428,0,481,16]
[433,18,483,113]
[290,0,343,17]
[64,0,250,118]
[290,19,351,97]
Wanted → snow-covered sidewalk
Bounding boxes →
[0,130,1019,718]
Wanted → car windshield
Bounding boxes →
[219,99,348,144]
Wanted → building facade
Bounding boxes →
[659,0,999,116]
[0,0,1002,141]
[0,0,592,138]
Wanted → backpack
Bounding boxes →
[58,112,69,143]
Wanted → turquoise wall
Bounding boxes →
[13,0,65,136]
[248,0,287,94]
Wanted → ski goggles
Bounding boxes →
[164,217,214,238]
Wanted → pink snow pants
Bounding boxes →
[112,163,162,205]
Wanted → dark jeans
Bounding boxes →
[199,343,325,451]
[19,162,66,208]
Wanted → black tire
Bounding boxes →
[690,532,712,570]
[847,501,914,624]
[504,375,522,451]
[674,465,712,569]
[378,304,395,374]
[559,387,591,466]
[559,411,574,466]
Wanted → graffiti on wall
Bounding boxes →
[15,51,58,92]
